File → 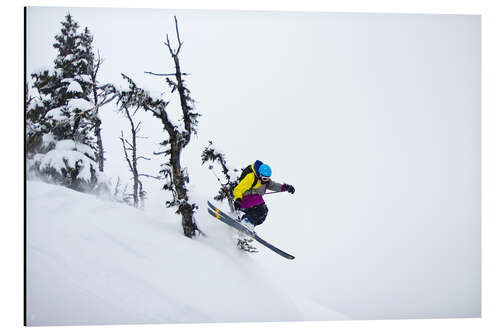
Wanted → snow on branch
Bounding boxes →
[201,141,240,205]
[143,71,191,77]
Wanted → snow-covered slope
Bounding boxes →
[26,181,348,326]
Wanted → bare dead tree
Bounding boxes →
[117,96,156,208]
[155,17,201,237]
[116,17,200,237]
[89,52,117,172]
[119,130,139,208]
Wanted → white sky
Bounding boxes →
[25,6,481,321]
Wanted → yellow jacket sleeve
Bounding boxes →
[233,173,256,200]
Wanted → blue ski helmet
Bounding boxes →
[258,164,272,177]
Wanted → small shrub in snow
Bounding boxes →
[201,141,239,204]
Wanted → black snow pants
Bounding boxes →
[242,203,268,226]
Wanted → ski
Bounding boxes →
[207,201,295,260]
[207,201,255,236]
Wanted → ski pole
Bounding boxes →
[263,191,281,196]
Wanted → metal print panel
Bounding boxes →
[25,6,481,326]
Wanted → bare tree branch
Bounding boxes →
[153,150,169,156]
[119,132,134,173]
[164,34,174,55]
[144,71,191,77]
[138,173,163,180]
[132,105,141,117]
[174,16,183,55]
[135,121,142,133]
[122,137,133,149]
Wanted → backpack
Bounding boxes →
[239,160,263,189]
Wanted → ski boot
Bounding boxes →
[240,217,255,234]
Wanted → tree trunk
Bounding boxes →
[170,138,196,237]
[172,54,191,143]
[119,104,141,209]
[132,127,139,208]
[91,56,105,173]
[94,117,105,172]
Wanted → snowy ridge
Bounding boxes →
[26,181,348,326]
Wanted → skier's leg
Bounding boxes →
[243,204,268,226]
[252,204,268,226]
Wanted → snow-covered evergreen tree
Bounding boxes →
[26,14,113,192]
[48,13,95,145]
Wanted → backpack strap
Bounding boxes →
[239,162,261,191]
[251,173,258,189]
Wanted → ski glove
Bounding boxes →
[234,198,242,211]
[283,184,295,194]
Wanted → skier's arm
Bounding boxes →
[268,181,295,194]
[233,173,255,200]
[267,180,284,192]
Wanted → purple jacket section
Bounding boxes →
[240,184,285,209]
[241,194,265,209]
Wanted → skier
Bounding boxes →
[233,160,295,232]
